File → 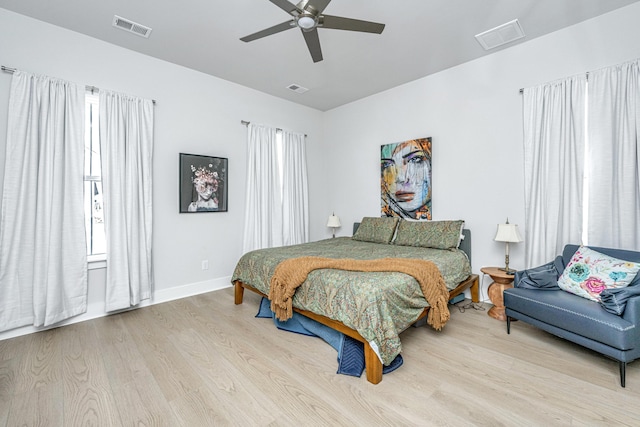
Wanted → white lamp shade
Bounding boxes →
[327,215,341,228]
[494,223,523,243]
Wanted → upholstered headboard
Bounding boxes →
[459,229,472,265]
[352,222,472,265]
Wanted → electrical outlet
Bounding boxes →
[201,260,209,270]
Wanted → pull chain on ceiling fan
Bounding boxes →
[240,0,385,63]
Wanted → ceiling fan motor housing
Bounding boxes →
[296,12,319,31]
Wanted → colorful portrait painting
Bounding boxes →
[381,137,432,220]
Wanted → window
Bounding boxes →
[523,60,640,267]
[242,124,308,252]
[84,93,106,260]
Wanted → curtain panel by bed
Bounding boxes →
[522,75,587,268]
[587,59,640,250]
[0,71,87,331]
[99,91,154,312]
[242,124,309,253]
[281,129,309,246]
[243,123,282,253]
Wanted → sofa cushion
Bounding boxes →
[504,288,637,350]
[557,246,640,302]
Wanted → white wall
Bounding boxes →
[323,3,640,298]
[0,8,324,340]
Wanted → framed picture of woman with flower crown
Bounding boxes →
[179,153,228,213]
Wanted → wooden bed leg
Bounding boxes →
[470,274,480,303]
[234,281,245,305]
[364,343,383,384]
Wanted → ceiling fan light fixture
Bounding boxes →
[297,15,317,30]
[239,0,385,63]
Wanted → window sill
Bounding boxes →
[88,254,106,270]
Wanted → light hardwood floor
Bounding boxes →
[1,287,639,426]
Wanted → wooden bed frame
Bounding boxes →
[234,273,479,384]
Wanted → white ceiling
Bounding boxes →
[1,0,638,111]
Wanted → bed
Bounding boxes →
[232,217,479,384]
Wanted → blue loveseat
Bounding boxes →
[503,244,640,387]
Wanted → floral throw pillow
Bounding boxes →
[557,246,640,302]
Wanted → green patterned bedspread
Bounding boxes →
[231,237,471,365]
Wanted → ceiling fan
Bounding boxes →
[240,0,385,63]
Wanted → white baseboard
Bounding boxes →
[152,276,231,305]
[0,276,231,341]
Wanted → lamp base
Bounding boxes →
[499,267,516,275]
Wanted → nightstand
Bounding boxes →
[481,267,515,321]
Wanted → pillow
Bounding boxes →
[557,246,640,302]
[352,217,399,244]
[393,220,464,249]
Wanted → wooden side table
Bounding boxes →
[481,267,515,321]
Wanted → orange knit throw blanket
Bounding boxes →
[268,257,451,331]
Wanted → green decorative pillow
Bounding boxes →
[352,217,399,244]
[393,220,464,249]
[557,246,640,302]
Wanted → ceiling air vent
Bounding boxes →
[112,15,152,38]
[475,19,524,50]
[286,84,309,94]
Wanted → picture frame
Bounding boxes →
[381,137,432,220]
[179,153,228,213]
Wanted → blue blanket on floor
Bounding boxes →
[256,297,403,377]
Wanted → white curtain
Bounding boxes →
[242,123,282,252]
[0,71,87,331]
[281,129,309,246]
[587,59,640,250]
[99,91,154,312]
[522,75,587,268]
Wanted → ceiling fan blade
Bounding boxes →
[306,0,332,14]
[240,20,295,42]
[269,0,301,15]
[302,28,323,62]
[320,15,385,34]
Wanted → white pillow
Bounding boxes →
[557,246,640,302]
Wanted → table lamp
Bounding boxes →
[327,213,341,238]
[494,218,523,274]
